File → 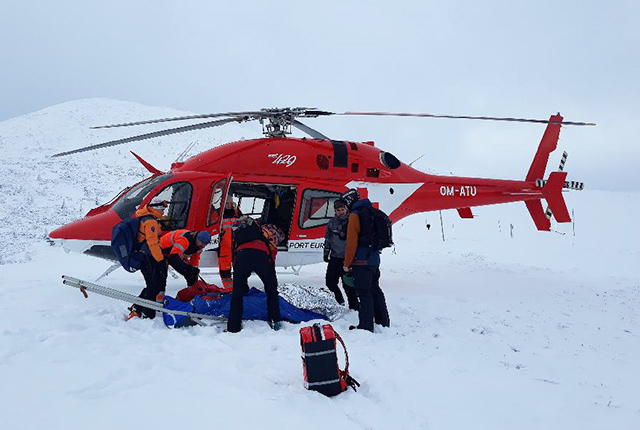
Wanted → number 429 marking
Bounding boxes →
[268,153,297,167]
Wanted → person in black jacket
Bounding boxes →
[323,199,359,310]
[227,219,282,333]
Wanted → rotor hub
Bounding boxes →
[258,107,324,137]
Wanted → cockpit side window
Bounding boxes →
[298,189,342,229]
[112,174,172,219]
[152,182,193,230]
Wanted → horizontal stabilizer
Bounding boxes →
[525,200,551,231]
[457,207,473,219]
[543,172,571,222]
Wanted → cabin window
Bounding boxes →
[238,196,265,217]
[153,182,193,230]
[112,174,172,219]
[299,189,343,229]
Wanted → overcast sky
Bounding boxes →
[1,1,638,191]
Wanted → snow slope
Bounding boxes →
[0,99,252,264]
[0,101,638,430]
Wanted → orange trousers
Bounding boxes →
[218,228,233,288]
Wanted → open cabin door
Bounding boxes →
[228,182,297,250]
[198,173,233,269]
[206,173,234,247]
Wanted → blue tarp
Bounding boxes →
[162,288,327,328]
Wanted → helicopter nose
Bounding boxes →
[49,209,122,241]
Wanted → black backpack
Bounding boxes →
[358,207,393,251]
[111,215,153,272]
[231,216,265,247]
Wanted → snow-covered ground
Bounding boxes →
[1,100,638,429]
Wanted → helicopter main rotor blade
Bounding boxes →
[52,117,242,157]
[291,119,330,140]
[90,111,265,129]
[337,111,596,126]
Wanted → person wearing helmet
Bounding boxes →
[342,188,390,332]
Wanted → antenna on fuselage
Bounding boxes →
[408,154,425,167]
[175,140,198,163]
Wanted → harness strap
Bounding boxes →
[335,332,360,391]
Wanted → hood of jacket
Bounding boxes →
[135,205,163,219]
[352,198,373,212]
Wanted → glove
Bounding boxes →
[323,249,331,263]
[185,267,200,287]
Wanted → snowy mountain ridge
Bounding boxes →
[0,98,252,263]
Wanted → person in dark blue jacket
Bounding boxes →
[342,189,390,332]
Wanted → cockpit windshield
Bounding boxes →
[112,174,172,219]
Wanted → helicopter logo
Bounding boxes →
[268,153,297,167]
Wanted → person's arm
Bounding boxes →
[343,213,360,269]
[144,220,164,262]
[188,252,201,267]
[323,220,332,262]
[168,252,199,285]
[324,220,332,248]
[168,235,199,285]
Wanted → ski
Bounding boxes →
[62,275,226,323]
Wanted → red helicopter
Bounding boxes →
[49,107,593,274]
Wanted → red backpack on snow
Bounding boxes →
[300,323,360,396]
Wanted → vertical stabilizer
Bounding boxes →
[525,114,563,181]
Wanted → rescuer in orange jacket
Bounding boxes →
[218,198,242,289]
[160,229,212,287]
[129,202,167,320]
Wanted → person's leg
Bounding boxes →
[371,266,390,327]
[135,256,164,318]
[253,250,281,325]
[341,264,359,310]
[352,266,374,332]
[343,282,360,311]
[227,250,251,333]
[325,257,345,304]
[218,229,234,289]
